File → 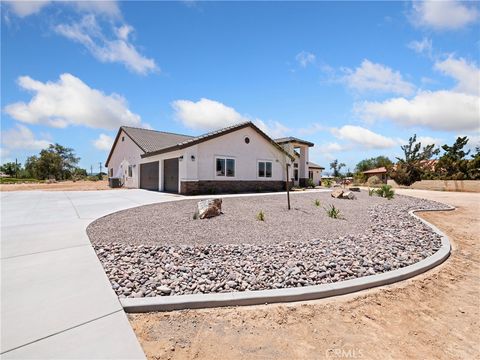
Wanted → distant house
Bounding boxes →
[105,122,324,194]
[363,167,389,183]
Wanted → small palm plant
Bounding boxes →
[256,210,265,221]
[325,204,341,219]
[376,184,395,200]
[314,199,321,207]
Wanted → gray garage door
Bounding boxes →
[163,158,179,193]
[140,161,159,191]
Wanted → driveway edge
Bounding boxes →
[121,205,455,313]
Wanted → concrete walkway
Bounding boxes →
[0,189,183,359]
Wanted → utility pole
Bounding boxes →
[98,162,102,179]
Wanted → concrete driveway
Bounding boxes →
[0,189,181,359]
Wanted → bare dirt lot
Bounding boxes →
[129,190,480,360]
[0,180,112,191]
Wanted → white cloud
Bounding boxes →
[435,56,480,95]
[4,73,142,130]
[297,123,327,136]
[357,90,479,132]
[342,59,416,96]
[1,124,51,151]
[407,37,433,56]
[5,1,120,18]
[172,98,247,130]
[255,119,290,139]
[416,135,443,147]
[93,133,114,151]
[55,15,157,75]
[411,0,479,30]
[4,0,50,17]
[331,125,398,149]
[320,142,349,152]
[295,51,316,68]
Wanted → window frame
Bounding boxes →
[215,156,236,178]
[128,165,133,177]
[257,160,273,179]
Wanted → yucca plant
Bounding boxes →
[368,188,375,196]
[314,199,321,207]
[256,210,265,221]
[324,204,341,219]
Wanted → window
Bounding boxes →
[244,137,250,144]
[294,169,299,181]
[258,161,272,178]
[122,136,125,142]
[294,163,298,168]
[309,171,313,180]
[216,157,235,177]
[128,165,133,177]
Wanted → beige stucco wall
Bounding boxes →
[309,168,322,185]
[387,179,480,192]
[107,130,143,188]
[196,126,289,181]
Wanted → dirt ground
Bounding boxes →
[129,189,480,360]
[0,180,112,191]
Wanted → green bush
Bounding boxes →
[256,210,265,221]
[368,188,375,196]
[375,184,395,200]
[314,199,321,207]
[322,179,332,188]
[324,204,341,219]
[86,176,99,182]
[307,178,315,188]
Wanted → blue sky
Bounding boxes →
[1,1,479,173]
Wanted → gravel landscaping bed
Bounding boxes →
[88,191,450,298]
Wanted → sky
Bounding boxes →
[1,0,479,174]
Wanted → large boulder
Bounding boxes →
[342,191,356,200]
[331,188,344,198]
[197,198,222,219]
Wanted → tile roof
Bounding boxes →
[274,136,314,147]
[121,126,194,153]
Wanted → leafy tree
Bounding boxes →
[468,146,480,180]
[22,144,81,180]
[329,159,346,178]
[0,162,22,177]
[390,135,439,186]
[435,137,470,180]
[354,156,393,173]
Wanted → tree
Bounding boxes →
[354,156,393,173]
[329,159,346,178]
[23,144,80,180]
[435,137,470,180]
[0,162,22,177]
[390,135,439,186]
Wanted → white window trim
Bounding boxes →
[214,156,236,178]
[257,160,273,179]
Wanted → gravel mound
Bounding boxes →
[88,191,450,298]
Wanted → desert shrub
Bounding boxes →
[0,178,44,184]
[322,179,332,188]
[314,199,321,207]
[368,188,375,196]
[375,184,395,200]
[367,175,382,186]
[324,204,341,219]
[87,175,99,182]
[192,212,198,220]
[307,178,315,188]
[256,210,265,221]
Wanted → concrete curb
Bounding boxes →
[121,205,455,313]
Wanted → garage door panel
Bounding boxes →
[163,158,179,193]
[140,162,159,191]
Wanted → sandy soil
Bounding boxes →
[0,180,113,191]
[129,189,480,360]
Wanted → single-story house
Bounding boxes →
[363,167,389,183]
[105,121,324,194]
